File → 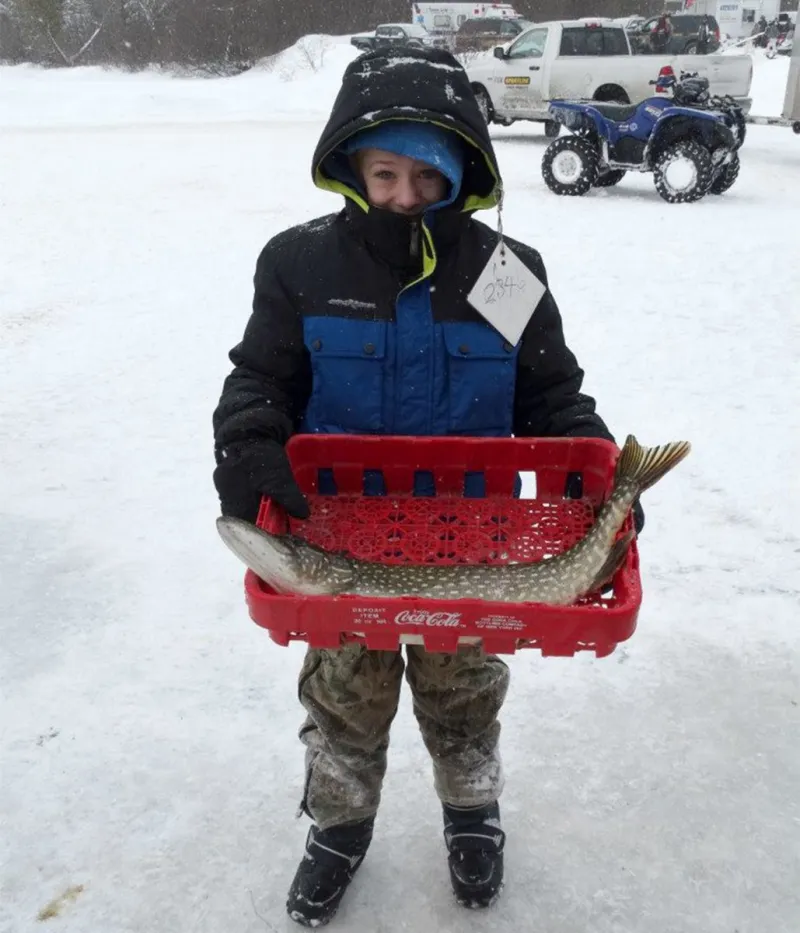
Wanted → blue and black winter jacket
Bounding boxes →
[213,47,612,498]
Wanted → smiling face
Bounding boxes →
[357,148,448,214]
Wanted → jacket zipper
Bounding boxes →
[409,220,420,259]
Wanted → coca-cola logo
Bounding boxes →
[394,609,463,628]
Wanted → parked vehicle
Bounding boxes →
[351,23,441,53]
[411,2,523,47]
[454,16,531,53]
[542,69,746,203]
[465,20,753,135]
[630,14,722,55]
[610,15,647,35]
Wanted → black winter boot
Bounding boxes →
[286,818,374,927]
[443,802,505,909]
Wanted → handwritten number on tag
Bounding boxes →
[483,272,526,306]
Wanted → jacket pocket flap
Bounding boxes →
[306,318,387,360]
[442,322,518,360]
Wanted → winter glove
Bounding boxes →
[632,498,645,535]
[213,439,310,523]
[564,472,645,535]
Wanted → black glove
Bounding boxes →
[565,472,645,535]
[632,498,645,536]
[213,439,310,522]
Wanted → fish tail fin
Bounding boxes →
[614,435,691,495]
[588,529,635,593]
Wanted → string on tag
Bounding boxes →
[496,185,506,264]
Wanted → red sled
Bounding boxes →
[242,435,641,657]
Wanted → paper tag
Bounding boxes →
[467,242,547,347]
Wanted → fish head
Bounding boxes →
[216,517,354,596]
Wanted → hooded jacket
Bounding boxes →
[213,46,612,495]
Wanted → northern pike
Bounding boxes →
[216,435,690,605]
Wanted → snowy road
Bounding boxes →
[2,47,799,933]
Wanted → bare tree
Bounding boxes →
[47,0,116,65]
[5,0,118,64]
[0,0,676,71]
[294,34,331,73]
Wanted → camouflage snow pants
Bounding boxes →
[297,643,510,830]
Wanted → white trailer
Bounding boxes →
[745,25,800,133]
[683,0,781,40]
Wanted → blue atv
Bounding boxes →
[541,70,746,203]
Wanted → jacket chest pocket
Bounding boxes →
[443,323,519,433]
[305,317,387,433]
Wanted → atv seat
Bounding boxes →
[591,102,640,121]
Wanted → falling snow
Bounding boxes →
[2,37,798,933]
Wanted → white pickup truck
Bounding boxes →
[466,19,753,134]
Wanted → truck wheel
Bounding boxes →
[709,152,740,194]
[594,85,630,104]
[542,137,599,196]
[593,168,627,188]
[544,120,561,139]
[473,87,493,125]
[793,122,800,135]
[653,140,713,203]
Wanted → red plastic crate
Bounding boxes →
[243,435,641,657]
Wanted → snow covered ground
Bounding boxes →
[2,39,799,933]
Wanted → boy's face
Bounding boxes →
[357,148,447,215]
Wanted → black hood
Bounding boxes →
[311,46,502,213]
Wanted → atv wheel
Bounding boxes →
[653,140,713,203]
[544,120,561,139]
[593,168,627,188]
[542,137,599,196]
[709,152,740,194]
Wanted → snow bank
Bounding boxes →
[0,35,360,130]
[254,34,357,80]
